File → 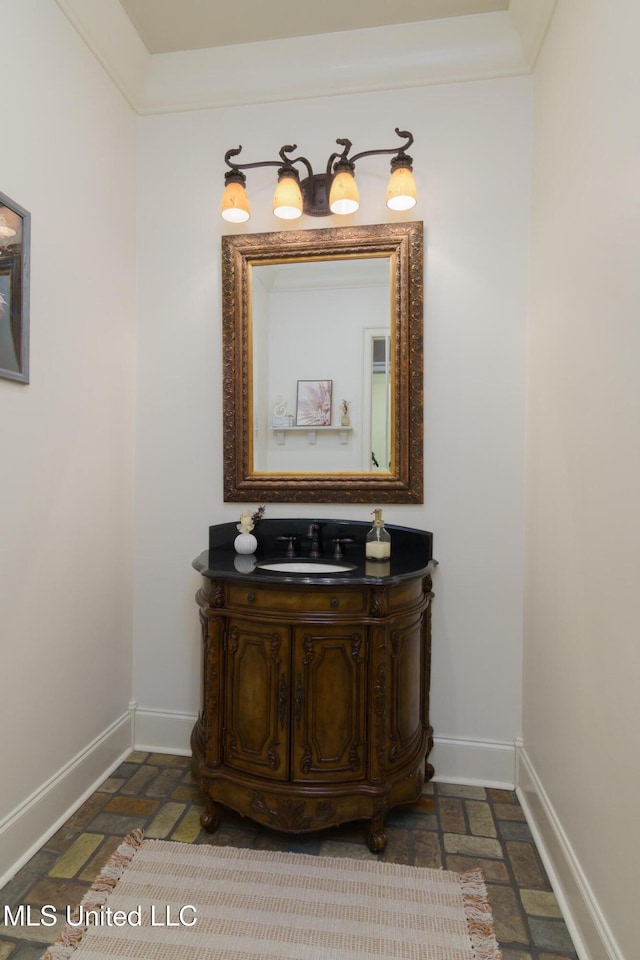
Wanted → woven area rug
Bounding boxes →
[44,830,501,960]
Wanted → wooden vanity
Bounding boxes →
[191,519,435,852]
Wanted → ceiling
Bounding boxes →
[117,0,510,54]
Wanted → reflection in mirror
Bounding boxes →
[251,257,391,474]
[368,333,392,472]
[222,221,423,503]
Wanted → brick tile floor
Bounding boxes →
[0,753,578,960]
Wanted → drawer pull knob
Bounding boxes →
[247,593,256,602]
[330,597,339,608]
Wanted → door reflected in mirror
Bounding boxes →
[222,221,423,503]
[368,333,392,473]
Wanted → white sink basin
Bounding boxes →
[257,560,355,574]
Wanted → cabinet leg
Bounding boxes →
[200,801,222,833]
[367,818,387,853]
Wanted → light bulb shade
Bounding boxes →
[329,170,360,215]
[0,214,16,239]
[221,181,250,223]
[273,175,303,220]
[386,165,417,211]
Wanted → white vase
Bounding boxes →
[234,532,257,555]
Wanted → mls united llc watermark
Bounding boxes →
[3,904,197,928]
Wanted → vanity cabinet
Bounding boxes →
[191,571,434,851]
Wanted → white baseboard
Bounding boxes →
[0,706,514,884]
[132,708,516,788]
[516,744,623,960]
[430,735,516,789]
[2,709,619,960]
[132,705,196,756]
[0,710,133,888]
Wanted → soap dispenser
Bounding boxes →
[366,509,391,560]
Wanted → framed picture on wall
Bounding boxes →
[0,190,31,384]
[295,379,333,426]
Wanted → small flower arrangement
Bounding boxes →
[340,399,351,426]
[236,505,266,534]
[236,512,254,535]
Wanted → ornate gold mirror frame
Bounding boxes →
[222,221,423,503]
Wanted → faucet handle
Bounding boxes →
[276,535,298,557]
[331,537,354,560]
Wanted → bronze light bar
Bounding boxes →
[220,128,417,223]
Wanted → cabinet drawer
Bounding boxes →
[227,583,367,615]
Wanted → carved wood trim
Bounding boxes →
[198,579,225,609]
[250,793,335,831]
[374,639,387,767]
[204,640,219,733]
[270,632,282,660]
[302,634,314,665]
[370,587,387,617]
[295,672,303,728]
[300,744,312,774]
[350,633,364,662]
[278,672,287,729]
[267,740,280,770]
[228,627,240,655]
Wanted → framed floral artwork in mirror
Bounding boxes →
[295,380,333,427]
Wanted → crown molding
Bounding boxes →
[54,0,150,111]
[509,0,558,69]
[54,0,557,115]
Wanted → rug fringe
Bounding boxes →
[42,829,144,960]
[459,868,503,960]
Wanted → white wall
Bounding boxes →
[523,1,640,958]
[134,76,532,781]
[0,0,137,877]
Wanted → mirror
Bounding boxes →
[222,221,423,503]
[251,257,391,474]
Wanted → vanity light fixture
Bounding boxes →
[220,128,416,223]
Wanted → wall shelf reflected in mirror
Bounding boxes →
[222,221,424,503]
[273,426,352,445]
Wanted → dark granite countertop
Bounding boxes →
[193,518,434,587]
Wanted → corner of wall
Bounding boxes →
[516,744,623,960]
[508,0,559,69]
[54,0,150,110]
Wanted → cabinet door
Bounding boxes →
[224,618,290,781]
[291,626,367,782]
